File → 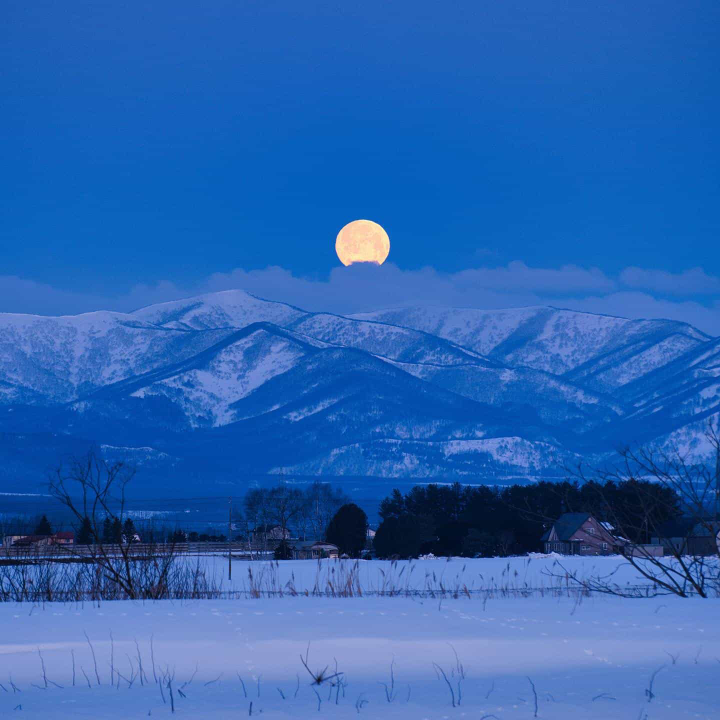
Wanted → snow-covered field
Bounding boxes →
[188,554,708,597]
[1,558,718,718]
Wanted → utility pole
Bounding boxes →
[715,439,719,521]
[228,496,232,582]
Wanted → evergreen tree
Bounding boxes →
[274,539,293,560]
[435,520,469,557]
[76,516,93,545]
[102,517,113,543]
[325,503,368,557]
[169,529,186,544]
[34,514,52,536]
[378,489,406,520]
[375,479,684,557]
[123,518,137,542]
[111,518,122,543]
[373,515,434,559]
[142,526,156,544]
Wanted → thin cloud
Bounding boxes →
[620,267,720,295]
[0,276,109,316]
[0,261,718,335]
[203,261,615,310]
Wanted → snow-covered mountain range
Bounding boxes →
[0,290,717,493]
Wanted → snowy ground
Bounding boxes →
[1,560,719,718]
[189,554,708,597]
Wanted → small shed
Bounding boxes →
[652,518,720,556]
[292,541,339,560]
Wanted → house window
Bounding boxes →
[581,545,590,550]
[602,543,608,550]
[587,527,595,535]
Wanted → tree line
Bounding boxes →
[237,475,681,560]
[0,449,689,562]
[2,478,680,559]
[372,479,681,558]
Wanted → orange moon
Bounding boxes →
[335,220,390,266]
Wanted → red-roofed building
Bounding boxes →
[2,532,75,548]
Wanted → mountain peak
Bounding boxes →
[132,289,306,330]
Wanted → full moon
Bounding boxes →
[335,219,390,266]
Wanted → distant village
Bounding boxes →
[1,515,371,560]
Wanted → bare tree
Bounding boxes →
[244,487,272,555]
[298,481,349,540]
[266,482,304,540]
[48,452,178,599]
[0,515,34,546]
[555,424,720,598]
[244,480,347,553]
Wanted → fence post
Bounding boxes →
[228,497,232,582]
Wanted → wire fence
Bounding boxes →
[0,542,257,560]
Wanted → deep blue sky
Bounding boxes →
[2,1,719,326]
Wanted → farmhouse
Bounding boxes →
[249,525,291,549]
[541,513,616,556]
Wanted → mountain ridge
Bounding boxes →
[0,289,715,494]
